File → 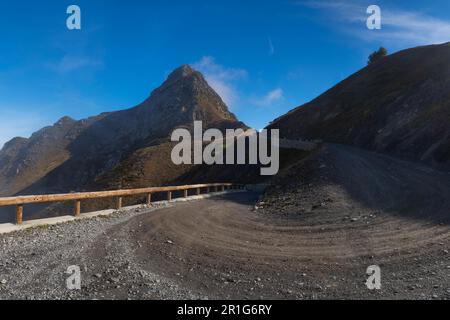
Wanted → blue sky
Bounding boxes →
[0,0,449,148]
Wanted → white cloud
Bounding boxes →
[254,88,284,107]
[299,0,450,47]
[192,56,247,107]
[267,88,284,101]
[50,54,103,74]
[380,10,450,45]
[192,57,286,111]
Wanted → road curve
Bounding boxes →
[97,190,450,299]
[1,190,450,299]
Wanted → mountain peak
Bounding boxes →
[133,64,243,134]
[155,64,206,93]
[55,116,76,126]
[167,64,197,81]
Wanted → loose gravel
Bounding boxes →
[0,202,200,300]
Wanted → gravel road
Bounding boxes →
[1,144,450,300]
[0,201,202,300]
[0,192,449,300]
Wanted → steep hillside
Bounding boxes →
[0,65,246,199]
[0,116,103,196]
[260,143,450,223]
[268,43,450,170]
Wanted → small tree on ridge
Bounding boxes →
[368,47,388,65]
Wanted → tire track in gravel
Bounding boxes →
[1,144,450,299]
[97,144,450,299]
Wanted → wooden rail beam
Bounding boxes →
[0,183,234,206]
[0,183,243,225]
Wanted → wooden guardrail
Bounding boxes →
[0,183,244,225]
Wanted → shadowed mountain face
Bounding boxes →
[0,65,246,197]
[268,43,450,170]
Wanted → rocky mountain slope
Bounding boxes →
[0,65,246,199]
[260,143,450,222]
[268,43,450,170]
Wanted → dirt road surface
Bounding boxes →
[0,192,448,299]
[1,144,450,300]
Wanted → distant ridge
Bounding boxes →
[268,43,450,170]
[0,65,246,200]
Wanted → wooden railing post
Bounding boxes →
[116,197,123,210]
[146,193,152,206]
[16,205,23,225]
[221,185,225,192]
[167,191,172,201]
[74,200,81,217]
[196,188,201,196]
[184,190,188,198]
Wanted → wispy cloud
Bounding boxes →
[50,54,103,74]
[253,88,284,107]
[380,10,450,45]
[299,0,450,47]
[268,37,275,56]
[192,56,247,107]
[192,57,286,110]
